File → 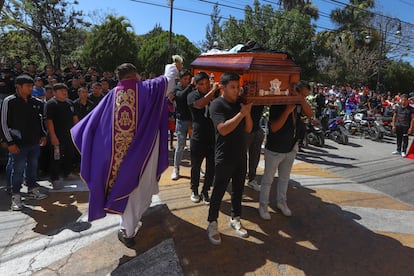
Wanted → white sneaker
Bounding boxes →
[258,204,271,220]
[230,217,249,238]
[247,179,260,192]
[401,152,407,158]
[171,169,179,180]
[207,221,221,245]
[277,201,292,217]
[27,187,48,200]
[190,192,200,203]
[11,194,23,211]
[392,150,401,155]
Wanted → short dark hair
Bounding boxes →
[78,87,88,93]
[115,63,137,80]
[400,94,409,99]
[92,82,102,88]
[295,80,311,92]
[220,72,240,85]
[194,72,209,84]
[53,83,68,91]
[44,85,53,91]
[15,75,34,85]
[180,69,192,79]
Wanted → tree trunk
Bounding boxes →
[0,0,5,14]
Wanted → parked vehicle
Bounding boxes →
[321,115,349,145]
[344,109,384,141]
[303,118,325,148]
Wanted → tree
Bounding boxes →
[0,30,45,67]
[0,0,87,69]
[279,0,319,20]
[201,2,222,52]
[221,1,317,79]
[137,31,200,75]
[81,16,139,73]
[382,60,414,93]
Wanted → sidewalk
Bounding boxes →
[1,151,414,275]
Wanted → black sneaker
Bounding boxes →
[117,229,135,248]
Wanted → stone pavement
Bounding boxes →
[0,150,414,275]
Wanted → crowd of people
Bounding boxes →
[312,84,414,156]
[1,57,413,248]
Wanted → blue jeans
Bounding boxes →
[6,153,12,190]
[259,148,296,205]
[10,144,40,194]
[173,119,189,171]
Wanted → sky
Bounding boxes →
[75,0,414,46]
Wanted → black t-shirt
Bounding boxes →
[395,105,414,127]
[266,105,296,153]
[73,98,94,120]
[88,94,104,107]
[187,90,215,144]
[209,97,246,162]
[369,97,381,110]
[45,98,76,140]
[251,105,264,132]
[173,83,192,121]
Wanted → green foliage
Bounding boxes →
[1,0,87,69]
[221,1,316,79]
[0,30,44,67]
[382,60,414,93]
[81,15,139,73]
[137,31,200,75]
[201,2,222,52]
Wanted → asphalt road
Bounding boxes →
[296,133,414,206]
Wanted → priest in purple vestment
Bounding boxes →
[71,63,173,247]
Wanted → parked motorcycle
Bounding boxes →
[344,109,384,141]
[321,115,349,145]
[303,119,325,148]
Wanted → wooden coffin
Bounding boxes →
[191,52,302,105]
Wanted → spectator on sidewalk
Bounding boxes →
[1,75,48,211]
[32,77,45,100]
[207,72,253,245]
[45,83,79,189]
[391,94,414,158]
[171,69,193,180]
[73,87,94,120]
[88,82,104,107]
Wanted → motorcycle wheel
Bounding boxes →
[317,134,325,147]
[344,122,357,135]
[369,126,380,141]
[340,134,349,145]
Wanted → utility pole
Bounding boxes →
[168,0,174,63]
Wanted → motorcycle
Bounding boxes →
[344,109,384,141]
[303,118,325,148]
[321,115,349,145]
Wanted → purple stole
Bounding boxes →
[71,77,169,221]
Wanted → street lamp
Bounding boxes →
[376,18,402,93]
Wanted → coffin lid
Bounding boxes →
[191,52,300,72]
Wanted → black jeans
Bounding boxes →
[50,137,76,181]
[245,128,264,181]
[190,139,214,194]
[208,156,247,222]
[396,125,410,153]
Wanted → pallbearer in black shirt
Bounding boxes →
[207,72,253,245]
